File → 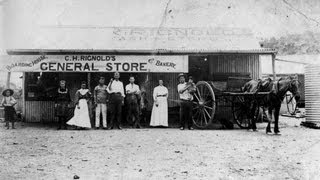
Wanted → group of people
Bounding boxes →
[2,72,196,130]
[55,72,129,130]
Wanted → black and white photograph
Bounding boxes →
[0,0,320,179]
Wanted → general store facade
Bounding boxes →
[1,27,276,123]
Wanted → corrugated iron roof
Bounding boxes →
[7,48,276,55]
[5,25,276,53]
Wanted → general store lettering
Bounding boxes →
[40,62,99,71]
[40,62,148,72]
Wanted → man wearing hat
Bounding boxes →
[107,72,125,130]
[1,88,17,129]
[177,73,194,130]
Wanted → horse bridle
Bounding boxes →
[277,78,300,110]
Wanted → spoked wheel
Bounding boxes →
[232,96,251,129]
[192,81,216,129]
[286,92,297,115]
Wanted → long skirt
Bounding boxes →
[150,97,168,127]
[55,101,69,117]
[67,99,91,128]
[4,106,16,122]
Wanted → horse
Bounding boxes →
[243,76,300,134]
[125,92,141,128]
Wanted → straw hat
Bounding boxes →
[2,88,14,96]
[178,73,186,79]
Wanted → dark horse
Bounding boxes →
[125,92,141,128]
[243,76,300,134]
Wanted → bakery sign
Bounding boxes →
[0,55,188,72]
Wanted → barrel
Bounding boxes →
[305,65,320,123]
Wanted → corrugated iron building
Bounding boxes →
[3,17,276,123]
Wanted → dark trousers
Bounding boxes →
[58,116,67,129]
[127,103,140,126]
[109,93,123,128]
[180,100,193,128]
[4,106,15,128]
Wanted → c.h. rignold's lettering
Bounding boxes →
[40,62,99,71]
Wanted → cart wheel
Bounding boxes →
[192,81,216,129]
[286,92,297,115]
[232,96,251,129]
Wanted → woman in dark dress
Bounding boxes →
[55,80,71,130]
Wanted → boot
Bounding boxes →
[62,118,68,130]
[57,118,62,130]
[274,127,280,135]
[266,123,272,134]
[12,122,15,129]
[134,117,141,129]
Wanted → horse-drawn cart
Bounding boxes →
[192,77,270,129]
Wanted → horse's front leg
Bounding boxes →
[274,106,281,134]
[265,107,273,134]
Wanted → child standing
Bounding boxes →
[1,89,17,129]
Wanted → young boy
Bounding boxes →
[1,89,17,129]
[94,77,108,129]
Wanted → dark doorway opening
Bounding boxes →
[188,56,210,82]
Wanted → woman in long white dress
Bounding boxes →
[150,79,169,127]
[67,81,92,129]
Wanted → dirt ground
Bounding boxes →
[0,117,319,180]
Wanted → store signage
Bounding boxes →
[1,55,188,72]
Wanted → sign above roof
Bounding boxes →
[6,26,273,53]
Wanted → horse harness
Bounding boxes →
[275,78,298,105]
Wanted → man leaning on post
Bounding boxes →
[107,72,125,130]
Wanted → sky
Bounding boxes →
[1,0,320,51]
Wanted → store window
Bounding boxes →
[25,72,59,101]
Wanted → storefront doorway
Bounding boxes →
[188,56,210,82]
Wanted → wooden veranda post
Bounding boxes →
[272,53,276,80]
[6,72,11,88]
[87,72,93,126]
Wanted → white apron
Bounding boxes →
[67,90,91,128]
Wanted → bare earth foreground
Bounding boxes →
[1,117,320,180]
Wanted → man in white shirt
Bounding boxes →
[177,73,194,130]
[107,72,125,130]
[125,76,141,128]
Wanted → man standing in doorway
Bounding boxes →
[107,72,125,130]
[125,76,141,128]
[177,73,194,130]
[94,77,108,129]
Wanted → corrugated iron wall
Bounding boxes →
[209,54,261,80]
[207,54,261,121]
[305,65,320,122]
[25,101,56,122]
